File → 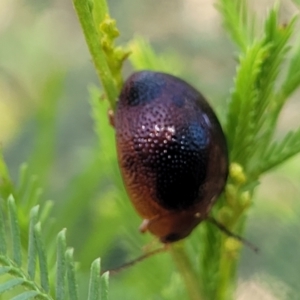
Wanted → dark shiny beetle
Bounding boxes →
[113,71,228,243]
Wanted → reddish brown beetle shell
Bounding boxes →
[114,71,228,243]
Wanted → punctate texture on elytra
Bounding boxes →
[114,71,228,243]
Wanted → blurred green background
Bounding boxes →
[1,0,300,299]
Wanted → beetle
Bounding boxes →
[111,70,228,243]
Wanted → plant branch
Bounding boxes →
[72,0,118,109]
[170,242,205,300]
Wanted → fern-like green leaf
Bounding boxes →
[22,175,39,210]
[281,33,300,100]
[16,164,28,203]
[8,196,22,267]
[0,200,7,255]
[225,41,268,162]
[225,6,296,172]
[0,267,11,275]
[257,128,300,174]
[11,290,40,300]
[255,8,295,123]
[100,272,109,300]
[243,9,295,171]
[56,229,67,300]
[27,206,39,280]
[0,278,24,294]
[129,36,182,75]
[66,248,79,300]
[0,192,107,299]
[39,201,53,227]
[0,150,14,201]
[0,196,52,298]
[88,258,101,300]
[216,0,254,51]
[34,222,49,293]
[252,9,296,140]
[23,71,65,190]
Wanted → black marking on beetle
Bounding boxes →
[122,72,166,106]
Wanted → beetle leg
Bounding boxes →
[104,246,167,275]
[108,109,115,127]
[139,219,150,233]
[207,217,259,253]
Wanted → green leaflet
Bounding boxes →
[88,258,101,300]
[0,193,108,299]
[259,128,300,174]
[56,229,67,300]
[226,6,297,176]
[129,36,182,75]
[66,249,79,300]
[8,197,22,267]
[215,0,255,51]
[226,42,268,164]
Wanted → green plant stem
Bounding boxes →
[214,200,250,300]
[92,0,109,25]
[72,0,118,110]
[0,256,52,299]
[169,243,205,300]
[215,237,239,300]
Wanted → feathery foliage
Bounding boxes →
[0,153,108,299]
[1,0,300,299]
